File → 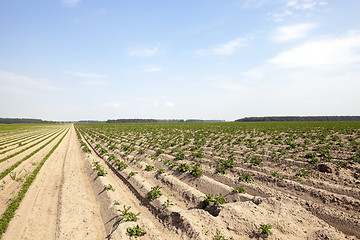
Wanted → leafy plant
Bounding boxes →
[147,186,163,200]
[233,185,245,193]
[117,205,140,222]
[127,225,146,237]
[214,194,227,205]
[259,223,273,236]
[157,168,166,174]
[164,193,174,207]
[238,173,254,182]
[201,194,226,208]
[201,194,214,208]
[296,169,310,181]
[175,151,185,160]
[213,228,229,240]
[190,163,203,177]
[92,160,107,176]
[104,184,115,192]
[251,156,263,166]
[128,171,138,178]
[116,161,128,170]
[177,163,190,172]
[215,165,227,174]
[145,165,154,171]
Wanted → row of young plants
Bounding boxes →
[0,125,58,147]
[78,126,277,239]
[76,122,360,177]
[0,128,69,238]
[0,128,65,164]
[76,122,360,214]
[0,130,53,154]
[0,128,68,181]
[77,123,355,192]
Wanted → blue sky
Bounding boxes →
[0,0,359,121]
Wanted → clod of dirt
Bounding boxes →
[318,164,334,173]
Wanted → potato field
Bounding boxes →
[0,122,359,239]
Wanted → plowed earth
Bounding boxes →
[0,122,359,240]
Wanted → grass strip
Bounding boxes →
[0,128,64,164]
[0,129,67,180]
[0,128,69,238]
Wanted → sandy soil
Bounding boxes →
[76,125,359,240]
[3,126,105,240]
[1,123,358,240]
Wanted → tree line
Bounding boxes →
[0,118,55,124]
[235,116,360,122]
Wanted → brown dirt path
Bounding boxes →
[3,125,105,240]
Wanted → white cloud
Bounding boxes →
[142,67,163,72]
[272,23,317,42]
[103,101,124,108]
[62,0,81,7]
[268,0,327,22]
[241,70,263,79]
[127,47,161,57]
[0,70,60,95]
[165,102,174,107]
[268,30,360,68]
[80,80,108,86]
[196,37,250,56]
[65,71,109,78]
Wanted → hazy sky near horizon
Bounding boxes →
[0,0,359,121]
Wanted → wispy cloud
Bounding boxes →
[268,0,328,22]
[142,67,163,72]
[241,70,263,79]
[62,0,81,7]
[165,102,174,107]
[271,23,317,42]
[65,71,109,78]
[80,80,108,86]
[196,37,250,56]
[0,70,60,95]
[103,101,124,108]
[268,30,360,68]
[127,47,161,57]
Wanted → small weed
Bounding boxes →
[117,205,140,222]
[164,193,174,207]
[213,228,229,240]
[114,201,120,205]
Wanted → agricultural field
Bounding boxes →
[0,121,359,239]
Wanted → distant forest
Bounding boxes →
[106,119,225,123]
[235,116,360,122]
[0,118,55,124]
